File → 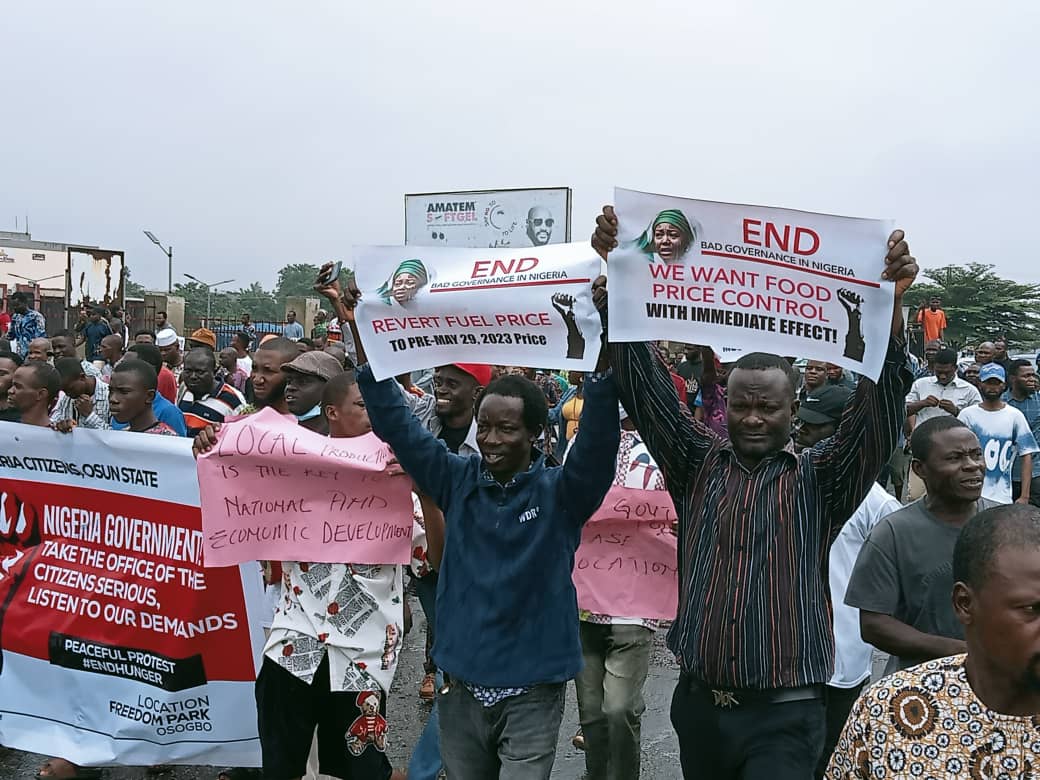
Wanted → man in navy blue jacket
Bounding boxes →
[320,268,620,779]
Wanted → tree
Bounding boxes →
[174,262,345,327]
[233,282,280,322]
[274,263,323,300]
[904,263,1040,349]
[123,269,147,299]
[171,281,211,320]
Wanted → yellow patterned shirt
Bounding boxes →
[827,654,1040,779]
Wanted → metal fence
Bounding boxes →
[186,316,290,350]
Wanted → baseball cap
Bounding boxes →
[282,351,344,382]
[979,363,1006,383]
[797,385,852,425]
[155,328,179,348]
[188,327,217,350]
[452,363,492,387]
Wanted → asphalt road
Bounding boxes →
[0,595,683,779]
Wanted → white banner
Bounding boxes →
[405,187,571,248]
[353,244,602,380]
[0,423,265,768]
[608,188,896,380]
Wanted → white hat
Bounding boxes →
[155,328,179,347]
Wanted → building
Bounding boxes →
[0,230,79,328]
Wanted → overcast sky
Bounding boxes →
[2,1,1037,291]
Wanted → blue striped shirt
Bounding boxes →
[610,338,910,690]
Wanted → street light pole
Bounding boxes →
[143,230,174,293]
[183,274,235,326]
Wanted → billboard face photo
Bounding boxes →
[68,248,125,309]
[405,187,571,249]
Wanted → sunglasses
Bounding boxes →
[530,218,554,228]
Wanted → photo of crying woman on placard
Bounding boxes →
[630,209,701,264]
[376,258,430,306]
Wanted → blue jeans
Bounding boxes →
[414,573,438,673]
[408,671,444,780]
[438,682,565,780]
[409,574,443,779]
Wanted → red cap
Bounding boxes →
[452,363,492,387]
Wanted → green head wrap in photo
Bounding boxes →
[377,258,429,304]
[633,209,696,257]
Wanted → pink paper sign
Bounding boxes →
[572,485,679,621]
[197,407,414,567]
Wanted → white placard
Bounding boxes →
[607,188,896,380]
[353,243,601,379]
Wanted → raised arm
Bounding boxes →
[592,271,715,491]
[314,264,369,367]
[699,346,718,386]
[557,370,621,522]
[321,264,464,507]
[809,230,917,535]
[357,364,461,510]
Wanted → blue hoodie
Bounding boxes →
[358,365,619,687]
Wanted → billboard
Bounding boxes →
[405,187,571,249]
[68,247,125,309]
[0,244,68,293]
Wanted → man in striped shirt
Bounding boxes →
[178,347,247,436]
[51,356,111,430]
[593,208,917,780]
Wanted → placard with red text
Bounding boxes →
[352,243,602,379]
[572,485,679,621]
[0,423,266,768]
[196,408,414,567]
[608,188,896,380]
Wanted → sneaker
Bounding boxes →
[419,672,436,703]
[572,728,585,751]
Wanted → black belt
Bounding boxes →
[681,673,823,709]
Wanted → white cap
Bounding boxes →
[155,328,179,347]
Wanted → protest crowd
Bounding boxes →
[4,205,1040,780]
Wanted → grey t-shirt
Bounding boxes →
[844,498,996,675]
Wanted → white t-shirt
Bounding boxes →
[828,483,902,688]
[237,354,253,377]
[959,403,1040,504]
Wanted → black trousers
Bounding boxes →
[670,677,825,780]
[1013,480,1040,507]
[815,682,867,779]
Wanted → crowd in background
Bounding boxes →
[2,233,1040,780]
